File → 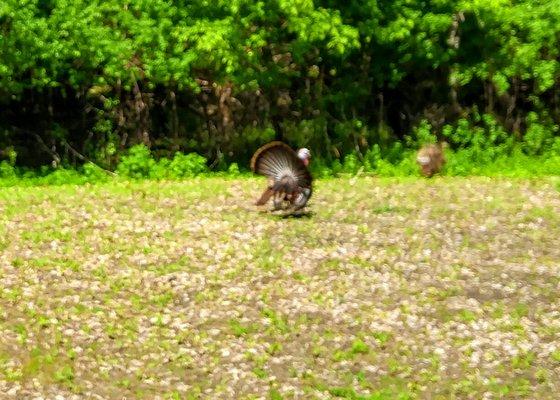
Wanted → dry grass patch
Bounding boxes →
[0,177,559,398]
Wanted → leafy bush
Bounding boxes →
[523,113,559,156]
[309,158,336,178]
[116,144,207,180]
[407,120,437,147]
[116,145,157,179]
[0,161,16,179]
[342,154,361,174]
[167,152,208,178]
[83,163,110,182]
[310,114,560,178]
[227,162,241,176]
[40,168,88,186]
[2,116,560,188]
[2,0,560,170]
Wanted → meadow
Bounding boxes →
[1,177,560,399]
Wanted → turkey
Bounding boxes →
[250,141,312,212]
[416,143,446,177]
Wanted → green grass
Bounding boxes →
[0,177,560,398]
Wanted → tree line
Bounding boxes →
[1,0,559,170]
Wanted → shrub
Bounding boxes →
[82,162,110,182]
[116,145,156,179]
[523,113,559,156]
[116,145,208,180]
[40,168,87,186]
[407,119,437,147]
[0,161,16,179]
[167,152,208,178]
[227,162,240,176]
[342,154,361,174]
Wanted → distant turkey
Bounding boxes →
[416,143,446,177]
[251,141,312,212]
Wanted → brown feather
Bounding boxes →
[416,143,446,177]
[251,141,313,210]
[250,141,312,188]
[255,188,274,205]
[250,141,295,172]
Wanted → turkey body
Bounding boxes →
[416,143,446,177]
[251,141,313,211]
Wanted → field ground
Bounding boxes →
[1,177,560,399]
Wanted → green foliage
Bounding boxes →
[407,120,437,147]
[2,134,560,187]
[116,145,157,179]
[342,154,361,175]
[53,365,75,384]
[1,0,560,175]
[326,386,411,400]
[116,145,207,180]
[523,113,560,156]
[39,169,89,185]
[165,152,208,178]
[268,388,284,400]
[350,339,370,355]
[227,162,241,176]
[0,161,16,179]
[83,163,110,183]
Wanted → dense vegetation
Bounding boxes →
[1,0,560,175]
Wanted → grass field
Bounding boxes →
[1,177,560,399]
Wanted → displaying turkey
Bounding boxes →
[250,141,312,212]
[416,143,446,177]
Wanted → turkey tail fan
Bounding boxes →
[250,141,312,190]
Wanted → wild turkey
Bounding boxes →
[251,141,312,211]
[416,143,446,177]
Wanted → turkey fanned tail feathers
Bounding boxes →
[251,141,312,210]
